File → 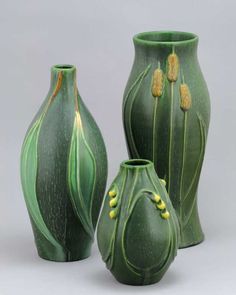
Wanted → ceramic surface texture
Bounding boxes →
[20,65,108,261]
[97,159,179,285]
[123,31,211,248]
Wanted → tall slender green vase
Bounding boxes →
[123,31,211,248]
[97,159,179,285]
[20,65,108,261]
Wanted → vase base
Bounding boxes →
[114,274,164,286]
[38,251,91,262]
[179,235,204,249]
[36,242,92,262]
[178,202,204,249]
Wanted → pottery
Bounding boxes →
[123,31,210,248]
[20,65,107,261]
[97,159,179,285]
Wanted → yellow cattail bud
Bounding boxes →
[167,53,179,82]
[109,210,117,219]
[157,200,166,210]
[109,197,118,208]
[160,179,166,186]
[151,68,163,97]
[108,190,116,198]
[180,83,192,111]
[161,210,170,220]
[154,194,161,203]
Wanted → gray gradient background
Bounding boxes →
[0,0,235,294]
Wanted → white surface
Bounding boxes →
[1,232,235,295]
[0,0,235,294]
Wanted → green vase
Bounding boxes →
[123,31,210,248]
[97,159,179,285]
[20,65,108,261]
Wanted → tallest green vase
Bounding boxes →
[123,31,211,248]
[21,65,107,261]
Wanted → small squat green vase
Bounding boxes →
[123,31,211,248]
[20,65,108,261]
[97,159,179,285]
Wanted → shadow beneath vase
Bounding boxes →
[89,267,180,292]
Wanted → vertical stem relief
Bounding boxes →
[124,65,152,158]
[167,50,179,193]
[179,111,187,228]
[168,82,174,193]
[179,80,191,228]
[152,99,158,166]
[151,62,163,167]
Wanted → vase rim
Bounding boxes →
[121,159,153,169]
[52,64,76,72]
[133,31,198,46]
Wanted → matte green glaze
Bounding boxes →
[20,65,107,261]
[122,31,210,248]
[97,159,179,285]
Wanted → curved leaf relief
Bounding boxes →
[123,64,151,157]
[122,193,173,283]
[105,177,127,270]
[21,73,65,258]
[182,113,206,227]
[67,111,96,240]
[148,169,179,268]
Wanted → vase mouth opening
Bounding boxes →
[121,159,153,169]
[134,31,198,46]
[52,64,76,71]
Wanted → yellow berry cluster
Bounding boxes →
[153,193,170,220]
[108,189,118,219]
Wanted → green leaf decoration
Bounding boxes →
[123,195,171,277]
[123,64,151,157]
[21,112,65,258]
[182,113,206,227]
[122,34,210,248]
[97,160,179,285]
[67,111,96,240]
[97,175,127,271]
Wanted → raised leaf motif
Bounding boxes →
[123,64,151,157]
[21,111,65,259]
[67,111,96,240]
[182,113,206,227]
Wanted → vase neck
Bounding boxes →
[133,31,198,60]
[50,64,77,92]
[119,159,155,177]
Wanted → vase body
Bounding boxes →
[123,31,210,248]
[20,65,108,261]
[97,159,179,285]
